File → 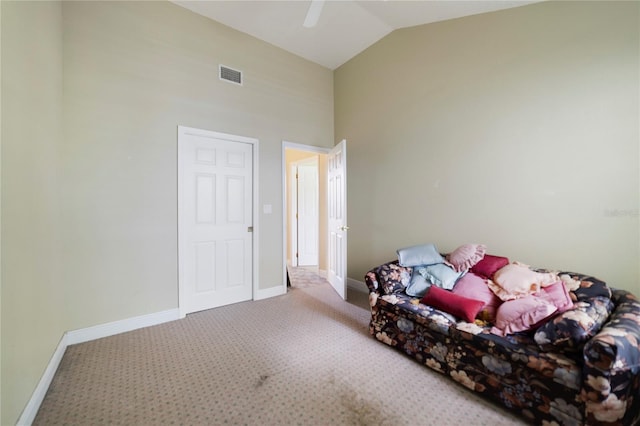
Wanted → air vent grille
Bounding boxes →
[219,65,242,86]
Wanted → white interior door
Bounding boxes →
[178,126,254,316]
[290,163,299,266]
[296,156,319,266]
[328,140,347,299]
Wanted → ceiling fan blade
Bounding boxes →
[303,0,325,28]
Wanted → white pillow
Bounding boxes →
[488,262,559,301]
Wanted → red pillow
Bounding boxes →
[470,254,509,279]
[421,286,485,323]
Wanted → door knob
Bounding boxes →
[339,225,350,231]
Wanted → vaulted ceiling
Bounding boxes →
[172,0,541,70]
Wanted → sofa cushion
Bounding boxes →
[421,286,485,323]
[470,254,509,279]
[452,272,501,322]
[534,296,615,352]
[373,287,583,384]
[376,261,412,295]
[374,291,459,338]
[397,243,444,267]
[445,243,487,273]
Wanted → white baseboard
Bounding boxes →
[65,308,180,345]
[16,337,67,426]
[17,308,180,426]
[347,277,368,294]
[254,284,286,300]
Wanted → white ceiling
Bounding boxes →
[172,0,541,70]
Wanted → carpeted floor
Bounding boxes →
[34,269,527,425]
[287,265,329,289]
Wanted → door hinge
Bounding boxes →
[247,226,253,232]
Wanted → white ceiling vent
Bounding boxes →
[219,65,242,86]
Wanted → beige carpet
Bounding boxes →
[34,270,527,425]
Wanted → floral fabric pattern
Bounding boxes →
[365,261,640,426]
[369,260,412,295]
[558,271,612,301]
[534,296,614,352]
[582,290,640,426]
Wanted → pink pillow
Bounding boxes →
[446,244,487,273]
[452,272,501,322]
[539,281,573,314]
[491,296,557,336]
[470,254,509,279]
[421,286,485,323]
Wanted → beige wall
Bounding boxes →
[60,1,333,328]
[2,0,639,423]
[1,1,333,423]
[1,1,65,424]
[335,1,640,293]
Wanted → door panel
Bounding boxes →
[195,242,216,292]
[226,176,245,223]
[196,174,215,223]
[226,239,245,286]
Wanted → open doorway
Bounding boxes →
[283,142,329,289]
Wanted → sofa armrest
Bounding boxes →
[581,289,640,425]
[364,269,383,295]
[584,290,640,371]
[364,260,411,294]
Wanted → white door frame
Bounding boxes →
[178,125,259,318]
[281,141,329,291]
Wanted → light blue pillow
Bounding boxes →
[417,264,465,290]
[405,268,432,297]
[397,243,444,267]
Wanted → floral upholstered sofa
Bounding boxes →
[365,244,640,426]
